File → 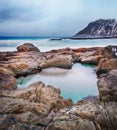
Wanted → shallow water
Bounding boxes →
[17,63,98,103]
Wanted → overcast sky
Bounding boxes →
[0,0,117,37]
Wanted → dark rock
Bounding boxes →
[106,45,117,57]
[96,69,110,78]
[82,95,98,100]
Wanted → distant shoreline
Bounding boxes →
[0,36,117,41]
[51,36,117,41]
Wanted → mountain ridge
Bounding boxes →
[73,19,117,38]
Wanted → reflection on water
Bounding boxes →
[17,63,98,103]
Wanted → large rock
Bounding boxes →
[0,114,42,130]
[0,81,73,129]
[98,58,117,70]
[97,70,117,102]
[80,55,102,65]
[79,46,117,65]
[0,82,73,110]
[71,47,101,63]
[0,49,73,77]
[40,55,73,69]
[0,67,17,90]
[17,43,40,52]
[0,52,45,76]
[95,46,116,59]
[47,99,117,130]
[0,44,116,130]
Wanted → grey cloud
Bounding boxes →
[0,0,117,37]
[0,0,43,22]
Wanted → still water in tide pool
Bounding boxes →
[17,63,98,103]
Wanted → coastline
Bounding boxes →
[0,35,117,41]
[51,36,117,41]
[0,37,117,53]
[0,0,117,128]
[0,43,117,129]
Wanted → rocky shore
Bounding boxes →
[0,43,117,130]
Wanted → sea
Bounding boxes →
[0,37,117,103]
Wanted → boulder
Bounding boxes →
[74,46,117,65]
[0,114,42,130]
[0,81,73,129]
[40,55,73,69]
[95,46,116,59]
[47,99,117,130]
[0,67,17,90]
[17,43,40,52]
[97,70,117,102]
[98,58,117,70]
[0,82,73,109]
[106,45,117,57]
[80,55,102,65]
[0,52,45,76]
[0,51,73,77]
[47,115,99,130]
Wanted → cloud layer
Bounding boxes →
[0,0,117,37]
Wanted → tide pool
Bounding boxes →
[1,38,115,102]
[17,63,98,103]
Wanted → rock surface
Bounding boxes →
[0,44,117,130]
[98,58,117,70]
[80,55,102,65]
[72,46,116,65]
[0,67,17,90]
[40,55,72,69]
[0,47,73,77]
[74,19,117,38]
[0,44,116,77]
[47,99,117,130]
[0,82,73,130]
[17,43,40,52]
[0,52,44,76]
[95,46,116,59]
[97,69,117,102]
